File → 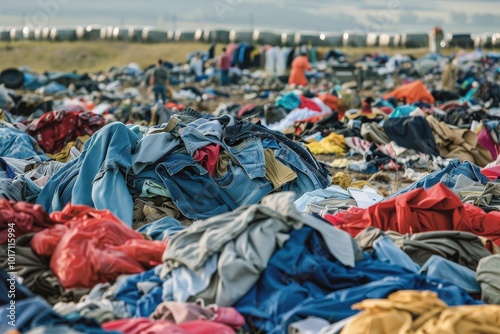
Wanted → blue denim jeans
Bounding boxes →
[155,152,237,220]
[37,122,140,226]
[275,142,325,197]
[387,159,489,199]
[0,127,49,160]
[224,121,330,186]
[153,84,167,103]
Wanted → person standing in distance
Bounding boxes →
[218,48,231,87]
[150,59,169,103]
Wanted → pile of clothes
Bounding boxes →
[1,48,500,334]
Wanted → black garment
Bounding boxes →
[383,116,440,156]
[208,44,215,59]
[0,234,64,305]
[431,90,460,103]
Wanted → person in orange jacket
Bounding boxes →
[288,51,311,87]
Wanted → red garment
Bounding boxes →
[237,104,257,119]
[0,199,57,244]
[219,54,231,70]
[193,144,220,177]
[384,80,435,104]
[27,109,104,154]
[324,183,500,245]
[31,204,166,288]
[166,102,185,110]
[102,318,235,334]
[299,95,322,112]
[317,94,339,112]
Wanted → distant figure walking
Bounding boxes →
[288,51,311,87]
[150,59,168,103]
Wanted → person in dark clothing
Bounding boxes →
[150,59,169,103]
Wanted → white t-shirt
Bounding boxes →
[190,58,204,77]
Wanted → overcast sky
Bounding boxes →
[1,0,499,34]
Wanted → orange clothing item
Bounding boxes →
[288,56,311,86]
[325,183,500,245]
[384,80,435,104]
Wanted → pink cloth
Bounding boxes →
[478,127,499,160]
[102,318,235,334]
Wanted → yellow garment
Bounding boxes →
[47,135,90,162]
[341,290,500,334]
[332,172,384,196]
[306,133,347,155]
[427,115,493,167]
[0,109,5,122]
[329,158,351,168]
[264,149,297,190]
[250,46,260,63]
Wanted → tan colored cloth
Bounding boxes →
[341,290,500,334]
[332,172,384,196]
[441,63,458,91]
[264,149,297,190]
[427,115,492,167]
[342,291,446,334]
[47,135,90,162]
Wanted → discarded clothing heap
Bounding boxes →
[1,108,328,228]
[27,109,104,154]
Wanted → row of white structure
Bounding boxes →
[1,26,499,49]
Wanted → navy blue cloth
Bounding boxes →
[0,297,116,334]
[137,217,186,241]
[0,158,16,179]
[387,159,489,199]
[235,227,482,334]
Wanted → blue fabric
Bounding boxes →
[155,152,237,220]
[0,297,116,334]
[235,227,482,334]
[41,81,67,95]
[137,217,186,241]
[114,266,164,318]
[387,159,489,199]
[372,236,420,273]
[0,127,49,160]
[388,105,417,118]
[294,185,351,212]
[1,269,33,306]
[224,120,330,185]
[275,92,301,112]
[37,122,140,225]
[220,69,230,86]
[419,255,481,293]
[278,143,325,197]
[0,158,16,179]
